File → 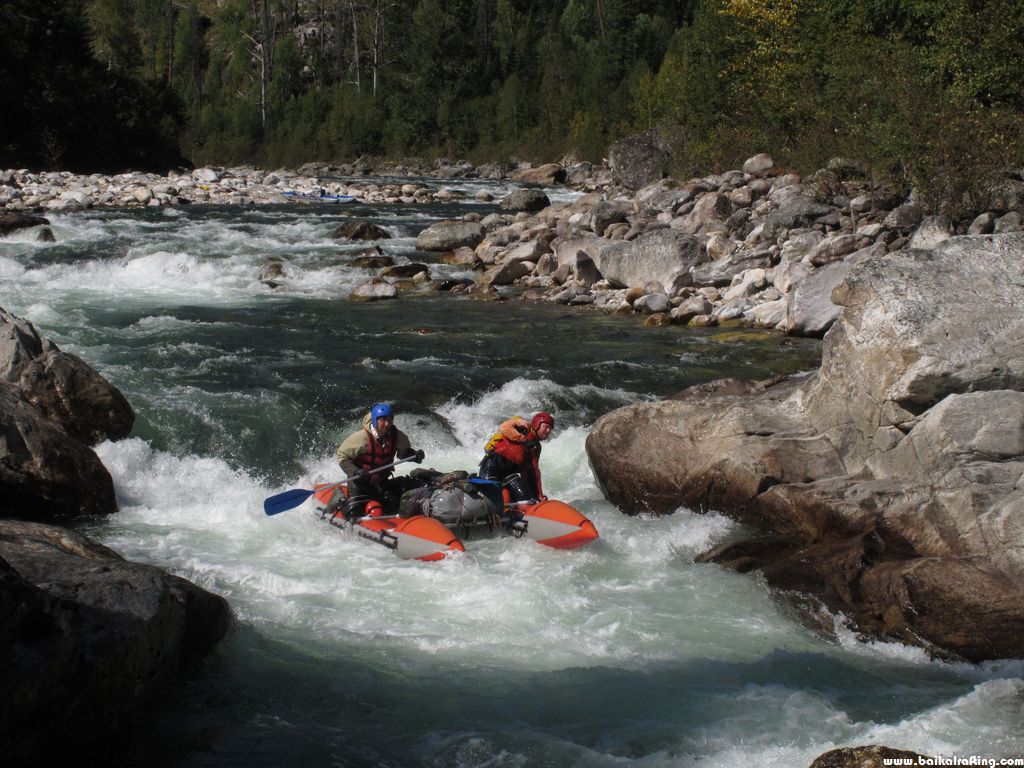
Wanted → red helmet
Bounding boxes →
[531,412,554,431]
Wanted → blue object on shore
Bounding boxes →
[282,190,355,204]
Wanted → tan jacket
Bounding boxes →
[336,412,413,477]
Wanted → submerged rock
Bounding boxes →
[809,746,929,768]
[332,221,391,240]
[0,212,49,236]
[350,278,398,301]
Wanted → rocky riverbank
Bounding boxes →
[1,308,231,761]
[6,151,1022,343]
[0,158,578,213]
[410,151,1024,339]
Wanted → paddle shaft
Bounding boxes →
[263,456,415,516]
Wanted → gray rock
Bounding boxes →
[671,192,732,235]
[994,211,1022,233]
[783,260,851,337]
[671,296,713,323]
[771,257,812,294]
[349,279,398,301]
[380,263,429,279]
[808,233,861,265]
[0,520,231,763]
[762,197,835,242]
[608,130,672,190]
[908,215,954,249]
[691,249,773,288]
[1,308,134,445]
[742,153,775,175]
[746,297,788,327]
[0,213,50,236]
[809,746,929,768]
[883,203,924,231]
[480,258,532,287]
[572,252,603,290]
[508,164,565,185]
[332,221,391,240]
[593,229,706,291]
[0,384,118,517]
[633,293,672,314]
[634,179,689,214]
[564,162,593,186]
[779,230,824,262]
[499,189,550,212]
[849,195,873,213]
[193,167,220,183]
[968,212,997,235]
[587,200,632,236]
[415,220,486,251]
[809,234,1024,467]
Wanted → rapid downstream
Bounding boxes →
[1,183,1021,767]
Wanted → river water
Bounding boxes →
[1,181,1022,767]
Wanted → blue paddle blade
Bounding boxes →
[263,488,316,516]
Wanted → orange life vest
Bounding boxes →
[484,417,537,465]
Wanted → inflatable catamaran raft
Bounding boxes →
[264,464,598,561]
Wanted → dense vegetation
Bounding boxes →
[2,0,1022,208]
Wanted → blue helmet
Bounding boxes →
[370,402,394,429]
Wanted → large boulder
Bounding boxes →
[1,308,134,445]
[0,384,118,517]
[0,521,231,763]
[805,235,1024,471]
[415,220,486,251]
[761,197,836,242]
[593,229,707,291]
[0,213,50,236]
[608,130,672,190]
[782,260,851,338]
[499,188,550,212]
[586,233,1024,660]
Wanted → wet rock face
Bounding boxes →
[1,308,134,445]
[587,233,1024,661]
[809,745,929,768]
[0,212,50,235]
[0,384,118,517]
[332,220,391,240]
[0,521,232,763]
[1,307,134,519]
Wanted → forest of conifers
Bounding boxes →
[2,0,1022,201]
